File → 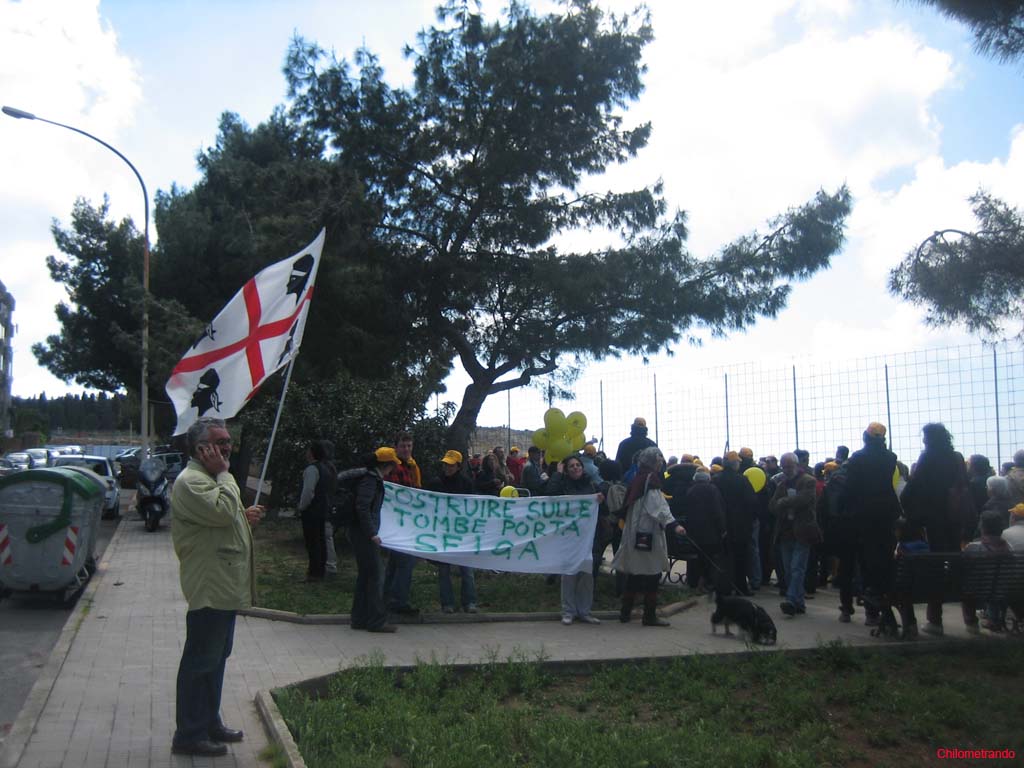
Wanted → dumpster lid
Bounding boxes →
[0,467,105,499]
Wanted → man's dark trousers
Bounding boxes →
[350,527,389,629]
[301,514,327,578]
[174,608,236,745]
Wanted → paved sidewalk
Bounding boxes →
[2,514,976,768]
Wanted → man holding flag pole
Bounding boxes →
[165,230,325,757]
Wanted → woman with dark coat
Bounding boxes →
[683,467,728,594]
[900,423,973,635]
[474,452,505,496]
[546,454,603,625]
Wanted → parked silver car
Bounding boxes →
[3,452,31,471]
[53,455,121,516]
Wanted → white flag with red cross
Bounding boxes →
[166,229,326,436]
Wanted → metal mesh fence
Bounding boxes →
[489,343,1024,469]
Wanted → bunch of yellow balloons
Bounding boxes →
[531,408,589,464]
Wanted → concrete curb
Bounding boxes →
[256,690,306,768]
[0,517,129,768]
[241,597,696,625]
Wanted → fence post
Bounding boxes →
[600,380,605,453]
[507,389,511,453]
[724,373,730,453]
[792,365,799,449]
[653,373,659,445]
[884,363,893,454]
[994,346,1002,469]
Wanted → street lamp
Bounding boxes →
[3,105,151,458]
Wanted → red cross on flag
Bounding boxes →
[166,229,326,436]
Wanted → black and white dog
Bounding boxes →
[710,594,778,645]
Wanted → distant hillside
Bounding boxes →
[467,426,536,457]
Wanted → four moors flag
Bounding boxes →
[167,229,326,436]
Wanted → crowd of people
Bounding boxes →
[165,414,1022,756]
[292,416,1024,639]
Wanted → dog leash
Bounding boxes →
[672,530,743,596]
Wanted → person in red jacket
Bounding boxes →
[383,433,422,616]
[506,446,525,485]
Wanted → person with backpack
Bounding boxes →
[344,447,401,633]
[296,440,337,582]
[430,450,478,613]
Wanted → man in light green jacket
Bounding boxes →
[171,417,264,758]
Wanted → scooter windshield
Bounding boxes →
[139,458,167,486]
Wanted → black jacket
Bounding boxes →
[713,467,756,542]
[352,469,385,537]
[842,440,901,539]
[614,425,656,472]
[684,481,727,554]
[433,471,473,495]
[902,448,971,551]
[545,472,598,496]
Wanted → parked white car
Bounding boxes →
[53,455,121,516]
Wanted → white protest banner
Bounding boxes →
[378,483,599,575]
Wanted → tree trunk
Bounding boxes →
[444,379,493,459]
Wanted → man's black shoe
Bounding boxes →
[209,725,244,743]
[780,601,796,616]
[391,605,420,616]
[172,739,228,757]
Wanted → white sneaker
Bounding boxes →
[465,603,478,613]
[578,615,601,625]
[561,615,574,625]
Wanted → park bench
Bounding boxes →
[664,530,700,585]
[893,551,1024,633]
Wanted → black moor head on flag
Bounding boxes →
[190,323,217,350]
[190,368,223,416]
[287,253,314,305]
[276,319,300,368]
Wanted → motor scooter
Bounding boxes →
[136,457,170,532]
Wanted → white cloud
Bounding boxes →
[0,0,142,397]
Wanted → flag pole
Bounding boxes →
[254,355,298,507]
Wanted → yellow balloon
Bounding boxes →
[548,438,571,463]
[744,466,766,493]
[570,432,585,451]
[500,485,519,498]
[892,466,900,491]
[567,411,588,435]
[532,428,550,450]
[544,407,567,436]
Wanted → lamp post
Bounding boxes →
[3,105,150,458]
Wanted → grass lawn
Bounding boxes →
[253,517,650,615]
[274,640,1023,768]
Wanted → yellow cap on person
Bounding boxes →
[441,450,463,465]
[375,447,400,464]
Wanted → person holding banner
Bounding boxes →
[350,447,402,633]
[431,450,478,613]
[384,434,423,617]
[613,447,686,627]
[547,455,604,625]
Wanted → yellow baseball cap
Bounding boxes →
[375,447,400,464]
[441,450,463,465]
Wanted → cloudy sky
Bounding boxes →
[2,0,1022,440]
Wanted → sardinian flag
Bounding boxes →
[167,229,326,436]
